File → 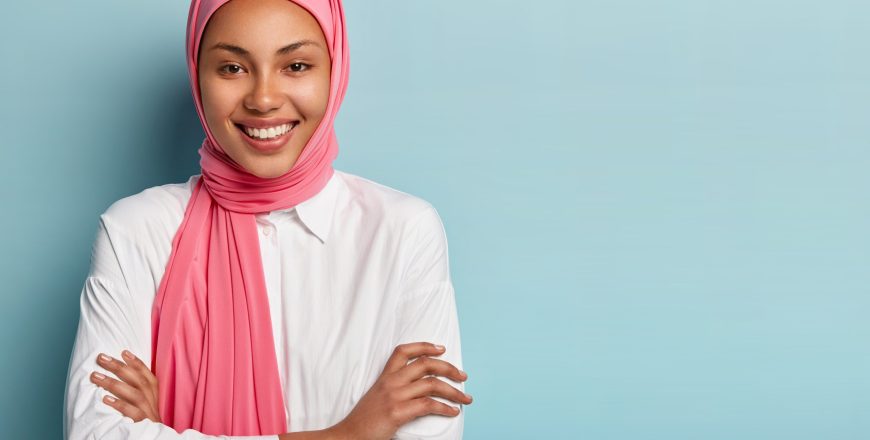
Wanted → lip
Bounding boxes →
[235,121,298,153]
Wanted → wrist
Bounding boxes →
[276,424,347,440]
[323,421,348,440]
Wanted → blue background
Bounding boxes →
[2,1,869,438]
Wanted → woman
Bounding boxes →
[62,0,472,438]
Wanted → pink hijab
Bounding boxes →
[149,0,349,435]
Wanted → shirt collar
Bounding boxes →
[272,170,342,243]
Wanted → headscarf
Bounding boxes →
[149,0,349,435]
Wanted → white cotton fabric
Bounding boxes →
[63,170,466,440]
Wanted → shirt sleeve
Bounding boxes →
[391,206,466,440]
[63,216,280,440]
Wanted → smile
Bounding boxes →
[234,121,299,153]
[237,122,298,140]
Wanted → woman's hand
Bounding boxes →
[89,350,161,423]
[330,342,472,440]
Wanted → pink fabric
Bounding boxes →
[150,0,349,435]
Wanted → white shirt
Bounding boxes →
[63,170,465,440]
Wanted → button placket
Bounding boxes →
[256,214,276,239]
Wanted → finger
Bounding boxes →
[93,372,161,423]
[395,355,467,385]
[121,350,158,388]
[96,353,147,390]
[384,342,446,374]
[101,394,147,422]
[121,350,159,405]
[401,397,462,423]
[90,372,147,409]
[398,376,473,405]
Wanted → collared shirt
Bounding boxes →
[63,170,465,440]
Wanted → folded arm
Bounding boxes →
[390,206,468,440]
[63,218,281,440]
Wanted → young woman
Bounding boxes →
[62,0,472,438]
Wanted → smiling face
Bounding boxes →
[197,0,332,179]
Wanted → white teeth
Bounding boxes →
[242,123,294,140]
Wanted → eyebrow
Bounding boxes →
[209,40,321,56]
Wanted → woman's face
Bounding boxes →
[198,0,332,179]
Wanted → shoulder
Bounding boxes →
[333,170,442,229]
[333,170,450,284]
[86,175,198,283]
[99,175,199,240]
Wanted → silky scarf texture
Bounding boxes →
[149,0,349,435]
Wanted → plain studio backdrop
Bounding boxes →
[1,0,869,438]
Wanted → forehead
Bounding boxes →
[202,0,326,48]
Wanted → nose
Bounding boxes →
[243,72,283,113]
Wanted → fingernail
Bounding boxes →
[460,370,467,377]
[466,393,473,402]
[98,354,111,363]
[434,344,445,351]
[122,350,134,360]
[104,395,117,403]
[92,372,106,381]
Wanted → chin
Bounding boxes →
[240,156,297,179]
[219,135,303,178]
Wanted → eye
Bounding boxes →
[218,63,245,75]
[287,62,311,73]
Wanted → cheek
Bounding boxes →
[200,80,241,125]
[293,76,331,119]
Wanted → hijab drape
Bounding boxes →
[149,0,349,435]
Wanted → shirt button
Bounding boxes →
[262,227,272,236]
